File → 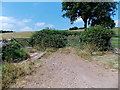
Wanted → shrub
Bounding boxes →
[69,26,78,30]
[42,35,68,48]
[2,41,29,62]
[29,29,82,49]
[30,30,68,49]
[80,25,114,51]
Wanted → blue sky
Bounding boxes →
[0,2,119,31]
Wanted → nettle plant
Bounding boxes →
[80,25,114,51]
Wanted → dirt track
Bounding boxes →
[14,48,118,88]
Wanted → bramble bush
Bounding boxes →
[80,25,114,51]
[2,41,29,62]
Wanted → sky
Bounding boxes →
[0,2,120,32]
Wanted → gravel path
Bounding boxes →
[15,49,118,88]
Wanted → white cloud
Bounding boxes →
[35,22,45,27]
[0,16,33,31]
[0,22,14,30]
[35,22,54,28]
[16,19,32,26]
[115,20,120,27]
[75,17,83,23]
[21,19,32,23]
[0,16,16,23]
[20,26,33,31]
[45,24,54,28]
[0,16,54,31]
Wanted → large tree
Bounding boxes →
[62,2,117,28]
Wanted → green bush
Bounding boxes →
[42,35,68,48]
[80,25,114,51]
[31,29,81,37]
[2,41,29,62]
[69,26,78,30]
[30,30,68,48]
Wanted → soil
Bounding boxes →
[12,48,118,88]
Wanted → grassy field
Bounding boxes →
[111,37,120,48]
[112,27,120,37]
[2,31,36,39]
[111,27,120,48]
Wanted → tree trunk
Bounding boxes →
[84,19,87,29]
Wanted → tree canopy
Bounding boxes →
[62,2,117,29]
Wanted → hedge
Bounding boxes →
[80,25,114,51]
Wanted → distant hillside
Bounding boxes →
[2,31,36,39]
[68,29,84,32]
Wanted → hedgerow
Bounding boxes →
[80,25,114,51]
[36,29,81,36]
[29,29,81,48]
[69,26,78,30]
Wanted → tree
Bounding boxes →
[91,16,115,29]
[69,26,78,30]
[62,2,117,28]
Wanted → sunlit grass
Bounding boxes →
[2,31,36,39]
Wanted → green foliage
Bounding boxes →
[62,2,117,28]
[69,26,78,30]
[91,15,115,29]
[112,27,120,37]
[80,25,115,51]
[30,29,81,49]
[30,30,69,48]
[2,41,29,62]
[42,35,68,48]
[19,39,31,47]
[67,36,80,47]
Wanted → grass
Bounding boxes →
[111,37,120,48]
[2,31,36,39]
[74,45,119,70]
[67,36,80,47]
[111,27,120,48]
[91,53,119,70]
[40,48,58,58]
[2,59,43,89]
[112,27,120,37]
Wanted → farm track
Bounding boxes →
[13,48,118,88]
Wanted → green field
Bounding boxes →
[2,31,36,39]
[111,27,120,48]
[111,37,120,48]
[112,27,120,37]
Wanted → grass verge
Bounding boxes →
[40,48,58,58]
[2,59,43,89]
[73,45,119,70]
